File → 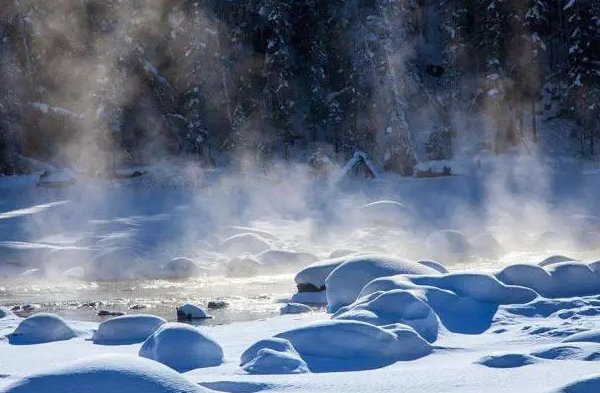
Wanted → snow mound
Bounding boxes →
[333,289,439,343]
[275,320,431,364]
[242,348,309,375]
[161,258,206,279]
[325,255,439,312]
[359,200,409,225]
[220,233,271,255]
[86,247,148,280]
[539,255,578,267]
[417,260,448,274]
[1,354,208,393]
[531,343,600,361]
[139,323,223,372]
[92,315,166,344]
[280,303,312,315]
[359,276,500,334]
[177,304,212,320]
[553,374,600,393]
[295,257,347,292]
[424,230,471,260]
[412,273,537,304]
[563,330,600,344]
[470,233,504,258]
[9,313,76,344]
[476,353,539,368]
[224,257,262,277]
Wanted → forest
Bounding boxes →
[0,0,598,176]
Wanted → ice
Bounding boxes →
[176,304,212,320]
[325,255,439,312]
[333,289,439,342]
[275,320,432,371]
[1,354,209,393]
[139,323,224,372]
[8,314,76,344]
[92,315,166,344]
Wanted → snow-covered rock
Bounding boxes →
[240,338,300,366]
[161,258,206,279]
[470,233,504,258]
[476,353,539,368]
[256,250,318,273]
[9,313,76,344]
[539,255,578,267]
[294,257,347,292]
[553,373,600,393]
[333,289,439,343]
[92,315,166,344]
[139,323,224,372]
[242,348,309,375]
[425,229,472,260]
[275,320,431,365]
[176,304,212,320]
[325,255,439,312]
[224,257,262,277]
[1,354,209,393]
[417,260,448,274]
[563,330,600,344]
[220,233,271,255]
[280,303,312,315]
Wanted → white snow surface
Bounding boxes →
[139,323,224,372]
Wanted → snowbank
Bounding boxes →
[325,255,439,312]
[1,354,209,393]
[240,338,308,374]
[176,304,212,320]
[9,313,76,344]
[92,315,166,344]
[161,258,207,279]
[333,289,439,342]
[275,320,431,370]
[139,323,224,372]
[280,303,312,315]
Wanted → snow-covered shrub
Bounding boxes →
[139,323,223,372]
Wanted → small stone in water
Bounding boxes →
[129,304,147,310]
[97,310,125,317]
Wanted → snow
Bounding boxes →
[359,200,409,225]
[424,230,472,260]
[1,355,209,393]
[161,258,207,279]
[220,233,272,255]
[325,255,440,312]
[280,303,312,315]
[176,304,212,320]
[294,257,347,291]
[555,374,600,393]
[242,348,309,375]
[417,260,448,273]
[476,353,539,368]
[539,255,578,267]
[8,314,76,344]
[92,315,166,344]
[139,323,224,372]
[240,338,300,366]
[563,330,600,344]
[275,319,431,371]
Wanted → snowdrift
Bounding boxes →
[92,315,166,344]
[1,355,210,393]
[139,323,224,372]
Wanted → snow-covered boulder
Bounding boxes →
[1,354,209,393]
[412,273,537,304]
[176,304,212,320]
[86,247,148,281]
[470,233,504,258]
[139,323,224,372]
[476,353,539,368]
[545,262,600,297]
[325,255,439,312]
[161,258,206,279]
[224,257,262,277]
[275,320,431,365]
[496,264,553,297]
[280,303,312,315]
[9,313,76,344]
[553,374,600,393]
[242,348,309,375]
[333,289,439,343]
[220,233,271,255]
[240,338,300,366]
[295,257,347,292]
[359,200,410,225]
[539,255,578,267]
[92,315,166,344]
[417,260,448,274]
[425,230,471,260]
[563,330,600,344]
